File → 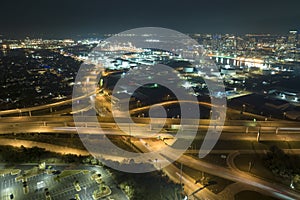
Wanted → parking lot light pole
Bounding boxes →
[84,186,87,197]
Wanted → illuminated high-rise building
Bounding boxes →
[288,30,298,48]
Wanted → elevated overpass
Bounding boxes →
[0,91,96,117]
[0,116,300,141]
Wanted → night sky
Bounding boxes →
[1,0,299,38]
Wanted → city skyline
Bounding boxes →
[1,0,300,38]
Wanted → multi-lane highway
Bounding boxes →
[138,139,300,200]
[1,116,300,141]
[1,95,300,199]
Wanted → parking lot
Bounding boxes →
[0,164,128,200]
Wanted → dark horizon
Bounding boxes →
[0,0,299,39]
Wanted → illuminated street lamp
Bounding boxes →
[136,100,141,107]
[241,104,246,114]
[166,94,170,100]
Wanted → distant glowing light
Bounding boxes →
[182,81,192,89]
[145,39,160,43]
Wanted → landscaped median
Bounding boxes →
[91,172,102,184]
[16,167,40,181]
[90,171,112,199]
[74,180,81,192]
[92,184,111,200]
[0,169,21,176]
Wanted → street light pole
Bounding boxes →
[180,163,183,200]
[242,104,246,114]
[129,123,131,146]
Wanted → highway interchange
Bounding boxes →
[1,95,300,200]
